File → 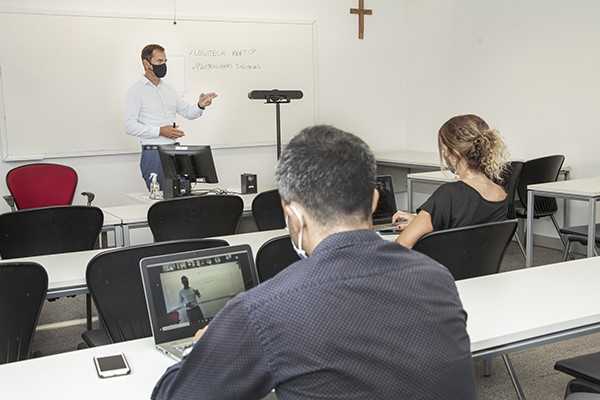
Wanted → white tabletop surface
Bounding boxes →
[101,204,150,225]
[4,256,600,398]
[458,256,600,353]
[0,249,105,294]
[126,190,265,213]
[0,229,289,295]
[101,208,123,227]
[375,150,440,168]
[528,176,600,198]
[0,337,170,399]
[407,170,457,183]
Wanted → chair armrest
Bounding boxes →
[556,352,600,386]
[81,191,95,206]
[3,195,16,211]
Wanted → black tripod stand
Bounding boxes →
[249,89,303,159]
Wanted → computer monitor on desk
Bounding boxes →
[159,145,219,198]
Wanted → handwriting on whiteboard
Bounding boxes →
[188,48,257,57]
[188,48,261,72]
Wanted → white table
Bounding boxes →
[0,337,276,400]
[126,190,261,212]
[3,256,600,399]
[0,249,106,299]
[459,256,600,399]
[0,229,289,300]
[527,177,600,266]
[375,150,440,170]
[106,191,270,246]
[100,208,125,248]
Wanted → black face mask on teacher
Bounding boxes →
[151,62,167,78]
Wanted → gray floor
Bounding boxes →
[30,243,595,399]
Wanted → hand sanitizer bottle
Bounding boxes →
[149,173,162,200]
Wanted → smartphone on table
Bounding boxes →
[93,353,131,378]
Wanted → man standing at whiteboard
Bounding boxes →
[125,44,218,189]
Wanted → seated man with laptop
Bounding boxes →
[151,125,476,400]
[141,245,258,361]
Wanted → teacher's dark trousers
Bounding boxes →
[140,146,165,190]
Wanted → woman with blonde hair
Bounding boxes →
[394,114,509,248]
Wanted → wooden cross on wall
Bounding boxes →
[350,0,373,40]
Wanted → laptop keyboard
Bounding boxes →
[174,341,194,352]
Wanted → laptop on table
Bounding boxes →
[372,175,399,231]
[140,244,259,361]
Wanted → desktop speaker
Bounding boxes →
[241,173,257,194]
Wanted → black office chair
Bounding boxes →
[82,238,229,347]
[413,220,518,280]
[252,190,286,231]
[0,206,104,258]
[0,262,47,364]
[0,206,103,330]
[414,220,519,390]
[559,228,600,261]
[502,161,525,257]
[255,235,300,282]
[556,352,600,399]
[514,155,566,250]
[148,195,243,242]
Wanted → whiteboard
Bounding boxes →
[0,12,317,160]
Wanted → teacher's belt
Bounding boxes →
[142,144,179,150]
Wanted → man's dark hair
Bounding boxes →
[276,125,377,225]
[141,44,165,61]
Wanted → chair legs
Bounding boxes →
[86,294,93,330]
[561,239,599,261]
[550,215,567,249]
[483,358,493,377]
[502,354,527,400]
[515,233,526,259]
[562,240,573,261]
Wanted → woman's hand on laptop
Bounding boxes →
[392,211,415,231]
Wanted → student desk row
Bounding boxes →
[0,229,288,300]
[3,255,600,399]
[100,190,267,247]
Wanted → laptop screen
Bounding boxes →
[372,175,397,223]
[140,245,258,344]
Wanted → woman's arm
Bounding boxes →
[395,210,434,249]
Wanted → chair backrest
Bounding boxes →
[516,155,565,215]
[413,220,518,280]
[86,238,229,343]
[6,163,78,210]
[0,206,104,259]
[148,195,243,242]
[502,161,524,219]
[255,235,300,282]
[0,262,47,364]
[252,190,286,231]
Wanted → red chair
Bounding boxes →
[3,163,94,210]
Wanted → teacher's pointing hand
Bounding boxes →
[198,92,218,108]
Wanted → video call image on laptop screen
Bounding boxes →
[151,254,247,333]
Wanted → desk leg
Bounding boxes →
[502,354,526,400]
[114,226,124,247]
[526,191,535,267]
[563,170,570,228]
[407,179,413,213]
[587,199,596,258]
[122,225,131,247]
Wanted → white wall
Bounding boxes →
[399,0,600,233]
[2,0,597,240]
[0,0,406,211]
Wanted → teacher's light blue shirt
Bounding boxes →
[125,76,204,145]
